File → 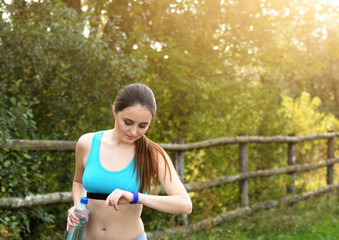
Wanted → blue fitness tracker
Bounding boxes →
[130,191,139,204]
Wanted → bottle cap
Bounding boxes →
[80,197,88,204]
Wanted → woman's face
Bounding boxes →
[113,105,153,143]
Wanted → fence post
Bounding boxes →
[287,133,296,195]
[327,130,335,185]
[172,139,187,226]
[239,133,248,207]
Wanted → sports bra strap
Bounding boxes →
[87,192,109,200]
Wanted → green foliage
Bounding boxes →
[0,0,144,140]
[0,0,144,238]
[281,91,339,135]
[280,91,339,167]
[0,77,37,139]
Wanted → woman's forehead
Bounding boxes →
[118,105,152,122]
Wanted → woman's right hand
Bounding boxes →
[66,206,79,231]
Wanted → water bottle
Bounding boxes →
[66,197,90,240]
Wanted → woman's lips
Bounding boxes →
[126,135,136,140]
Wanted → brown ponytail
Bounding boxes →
[135,135,171,193]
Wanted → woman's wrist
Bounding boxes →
[130,191,139,204]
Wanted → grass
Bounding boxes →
[167,192,339,240]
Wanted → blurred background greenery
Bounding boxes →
[1,0,339,238]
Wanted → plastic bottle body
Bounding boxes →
[66,227,74,240]
[66,197,90,240]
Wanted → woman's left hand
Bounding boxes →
[105,189,134,211]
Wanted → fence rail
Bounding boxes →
[1,132,338,152]
[1,132,338,238]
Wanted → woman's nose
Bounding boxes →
[130,126,137,135]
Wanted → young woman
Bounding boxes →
[66,83,192,240]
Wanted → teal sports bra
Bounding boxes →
[82,131,141,195]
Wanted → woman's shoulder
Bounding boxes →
[78,132,95,141]
[76,132,96,150]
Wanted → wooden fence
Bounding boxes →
[0,132,339,239]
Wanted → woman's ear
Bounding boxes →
[112,105,116,118]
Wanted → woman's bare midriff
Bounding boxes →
[84,199,144,240]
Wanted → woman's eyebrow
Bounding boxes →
[124,118,149,125]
